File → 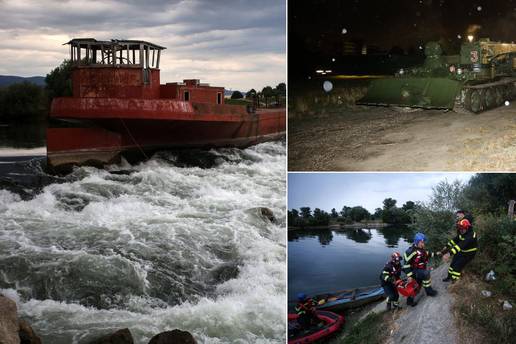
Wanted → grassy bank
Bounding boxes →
[330,311,390,344]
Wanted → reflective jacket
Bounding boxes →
[403,245,434,277]
[295,298,317,316]
[380,261,402,284]
[447,226,478,255]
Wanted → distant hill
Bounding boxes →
[0,75,45,87]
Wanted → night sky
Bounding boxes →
[289,0,516,76]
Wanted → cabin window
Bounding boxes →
[217,92,222,104]
[184,91,190,101]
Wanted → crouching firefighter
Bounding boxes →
[441,210,478,282]
[295,293,318,329]
[380,252,402,310]
[403,232,438,306]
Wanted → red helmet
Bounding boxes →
[391,252,401,264]
[457,218,471,233]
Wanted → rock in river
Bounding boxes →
[148,329,197,344]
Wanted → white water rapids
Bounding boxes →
[0,142,286,343]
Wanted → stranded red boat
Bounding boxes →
[47,38,285,170]
[288,310,345,343]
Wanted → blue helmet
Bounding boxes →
[413,232,426,245]
[297,293,307,301]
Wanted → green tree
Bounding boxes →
[246,88,257,99]
[463,174,516,214]
[45,59,73,102]
[230,90,244,99]
[331,208,339,218]
[429,179,465,211]
[311,208,330,226]
[402,201,416,211]
[261,86,274,108]
[0,82,45,121]
[340,206,352,218]
[288,209,300,226]
[300,207,312,219]
[383,198,397,209]
[349,206,370,222]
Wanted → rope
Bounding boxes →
[118,117,149,160]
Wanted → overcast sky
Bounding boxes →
[289,173,475,213]
[0,0,285,91]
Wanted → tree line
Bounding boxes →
[0,59,73,122]
[288,198,417,227]
[230,82,286,108]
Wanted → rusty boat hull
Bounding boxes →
[47,97,285,169]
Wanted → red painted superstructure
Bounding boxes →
[47,38,285,169]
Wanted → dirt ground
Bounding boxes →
[288,103,516,171]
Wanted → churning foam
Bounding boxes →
[0,142,286,344]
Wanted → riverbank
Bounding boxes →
[329,263,515,344]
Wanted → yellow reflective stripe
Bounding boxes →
[451,275,460,280]
[459,235,464,240]
[473,232,477,238]
[406,271,413,277]
[450,271,461,276]
[451,248,457,255]
[384,275,390,281]
[454,244,461,252]
[462,247,477,252]
[402,264,411,269]
[450,239,456,246]
[404,251,417,261]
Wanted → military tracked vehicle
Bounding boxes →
[358,39,516,113]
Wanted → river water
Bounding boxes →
[0,138,286,343]
[288,227,414,302]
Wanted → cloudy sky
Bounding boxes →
[289,173,475,212]
[0,0,285,91]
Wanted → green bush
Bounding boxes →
[412,208,455,251]
[472,215,516,297]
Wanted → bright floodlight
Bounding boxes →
[342,28,347,34]
[467,35,474,42]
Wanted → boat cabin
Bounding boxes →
[66,38,224,104]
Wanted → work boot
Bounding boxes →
[442,275,452,282]
[386,301,391,311]
[425,287,438,296]
[407,297,417,307]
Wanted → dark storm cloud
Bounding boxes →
[0,0,285,90]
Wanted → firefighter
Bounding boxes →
[403,232,438,306]
[441,210,478,282]
[380,251,402,310]
[295,293,318,329]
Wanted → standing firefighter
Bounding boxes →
[403,232,438,306]
[380,252,402,310]
[441,210,478,282]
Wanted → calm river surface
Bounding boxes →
[288,227,414,301]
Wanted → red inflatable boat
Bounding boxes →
[288,310,344,344]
